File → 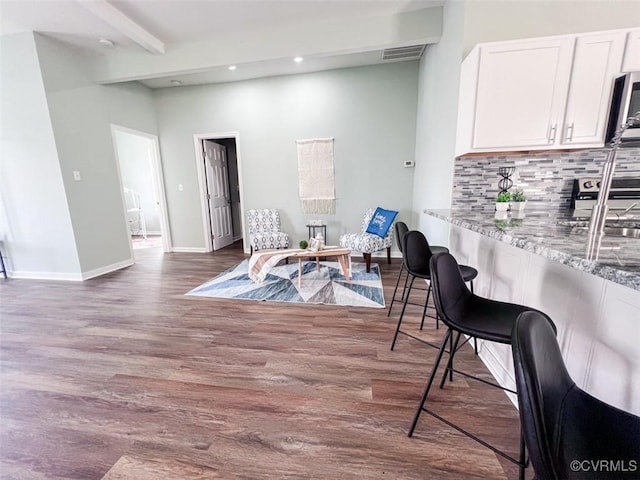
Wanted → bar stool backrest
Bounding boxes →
[395,222,409,253]
[402,230,433,276]
[428,252,473,327]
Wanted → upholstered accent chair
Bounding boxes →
[247,209,290,253]
[339,208,393,273]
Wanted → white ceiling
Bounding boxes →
[0,0,444,88]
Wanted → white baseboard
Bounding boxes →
[172,247,208,253]
[9,270,84,281]
[82,258,134,280]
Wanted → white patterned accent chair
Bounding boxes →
[339,208,393,273]
[247,209,290,253]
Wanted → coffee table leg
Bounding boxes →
[338,254,350,282]
[316,257,320,271]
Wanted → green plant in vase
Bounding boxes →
[510,189,527,211]
[495,191,511,212]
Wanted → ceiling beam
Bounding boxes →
[90,6,442,84]
[77,0,165,54]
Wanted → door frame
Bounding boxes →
[193,131,246,253]
[111,124,173,254]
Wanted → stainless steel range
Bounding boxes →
[571,177,640,211]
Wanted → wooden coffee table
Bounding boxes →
[288,247,351,288]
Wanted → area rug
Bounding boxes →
[186,260,385,308]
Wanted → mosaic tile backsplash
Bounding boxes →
[452,147,640,211]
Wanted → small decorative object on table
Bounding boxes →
[309,233,324,252]
[510,189,527,211]
[299,240,309,249]
[495,191,511,212]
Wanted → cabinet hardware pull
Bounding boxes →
[549,124,557,144]
[566,122,574,142]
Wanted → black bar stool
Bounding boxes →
[391,231,477,351]
[513,311,640,480]
[387,222,449,317]
[408,252,555,480]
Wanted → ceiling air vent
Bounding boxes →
[381,44,426,62]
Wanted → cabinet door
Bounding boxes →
[472,37,574,150]
[561,32,626,147]
[622,28,640,72]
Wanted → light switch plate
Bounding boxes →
[73,171,82,181]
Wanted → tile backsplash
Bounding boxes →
[452,147,640,210]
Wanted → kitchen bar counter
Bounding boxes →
[423,207,640,415]
[424,208,640,292]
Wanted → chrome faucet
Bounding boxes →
[586,111,640,261]
[588,111,640,236]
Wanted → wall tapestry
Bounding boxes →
[296,138,335,214]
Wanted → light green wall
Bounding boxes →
[0,32,81,278]
[154,62,419,252]
[34,34,159,273]
[412,0,466,247]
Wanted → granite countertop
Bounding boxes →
[424,208,640,292]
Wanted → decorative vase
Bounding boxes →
[495,202,509,212]
[510,201,526,211]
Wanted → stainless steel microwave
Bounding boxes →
[605,72,640,146]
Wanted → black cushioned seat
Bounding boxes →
[512,311,640,480]
[408,251,555,480]
[387,222,448,317]
[391,231,476,351]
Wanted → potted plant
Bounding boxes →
[299,240,309,249]
[510,189,527,211]
[495,192,511,212]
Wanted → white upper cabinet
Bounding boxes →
[561,31,626,147]
[456,29,630,156]
[622,28,640,72]
[471,37,574,151]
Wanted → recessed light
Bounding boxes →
[294,56,304,63]
[98,38,115,47]
[228,65,237,71]
[170,80,182,86]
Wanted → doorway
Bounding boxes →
[111,125,172,255]
[194,132,245,252]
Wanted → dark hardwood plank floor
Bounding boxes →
[0,243,527,479]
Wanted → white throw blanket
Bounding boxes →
[296,138,335,214]
[248,249,304,283]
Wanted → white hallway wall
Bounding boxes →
[115,130,161,234]
[154,62,419,252]
[0,32,81,279]
[34,34,159,275]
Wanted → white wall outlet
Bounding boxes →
[72,171,82,181]
[178,184,184,191]
[403,161,415,168]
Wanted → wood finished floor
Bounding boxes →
[0,243,527,479]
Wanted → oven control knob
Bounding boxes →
[584,181,594,189]
[596,181,601,188]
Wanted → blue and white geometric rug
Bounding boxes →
[186,260,385,308]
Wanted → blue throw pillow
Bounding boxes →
[365,207,399,238]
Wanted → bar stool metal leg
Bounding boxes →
[391,275,415,350]
[408,328,452,437]
[387,261,405,317]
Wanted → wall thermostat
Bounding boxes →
[404,160,415,168]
